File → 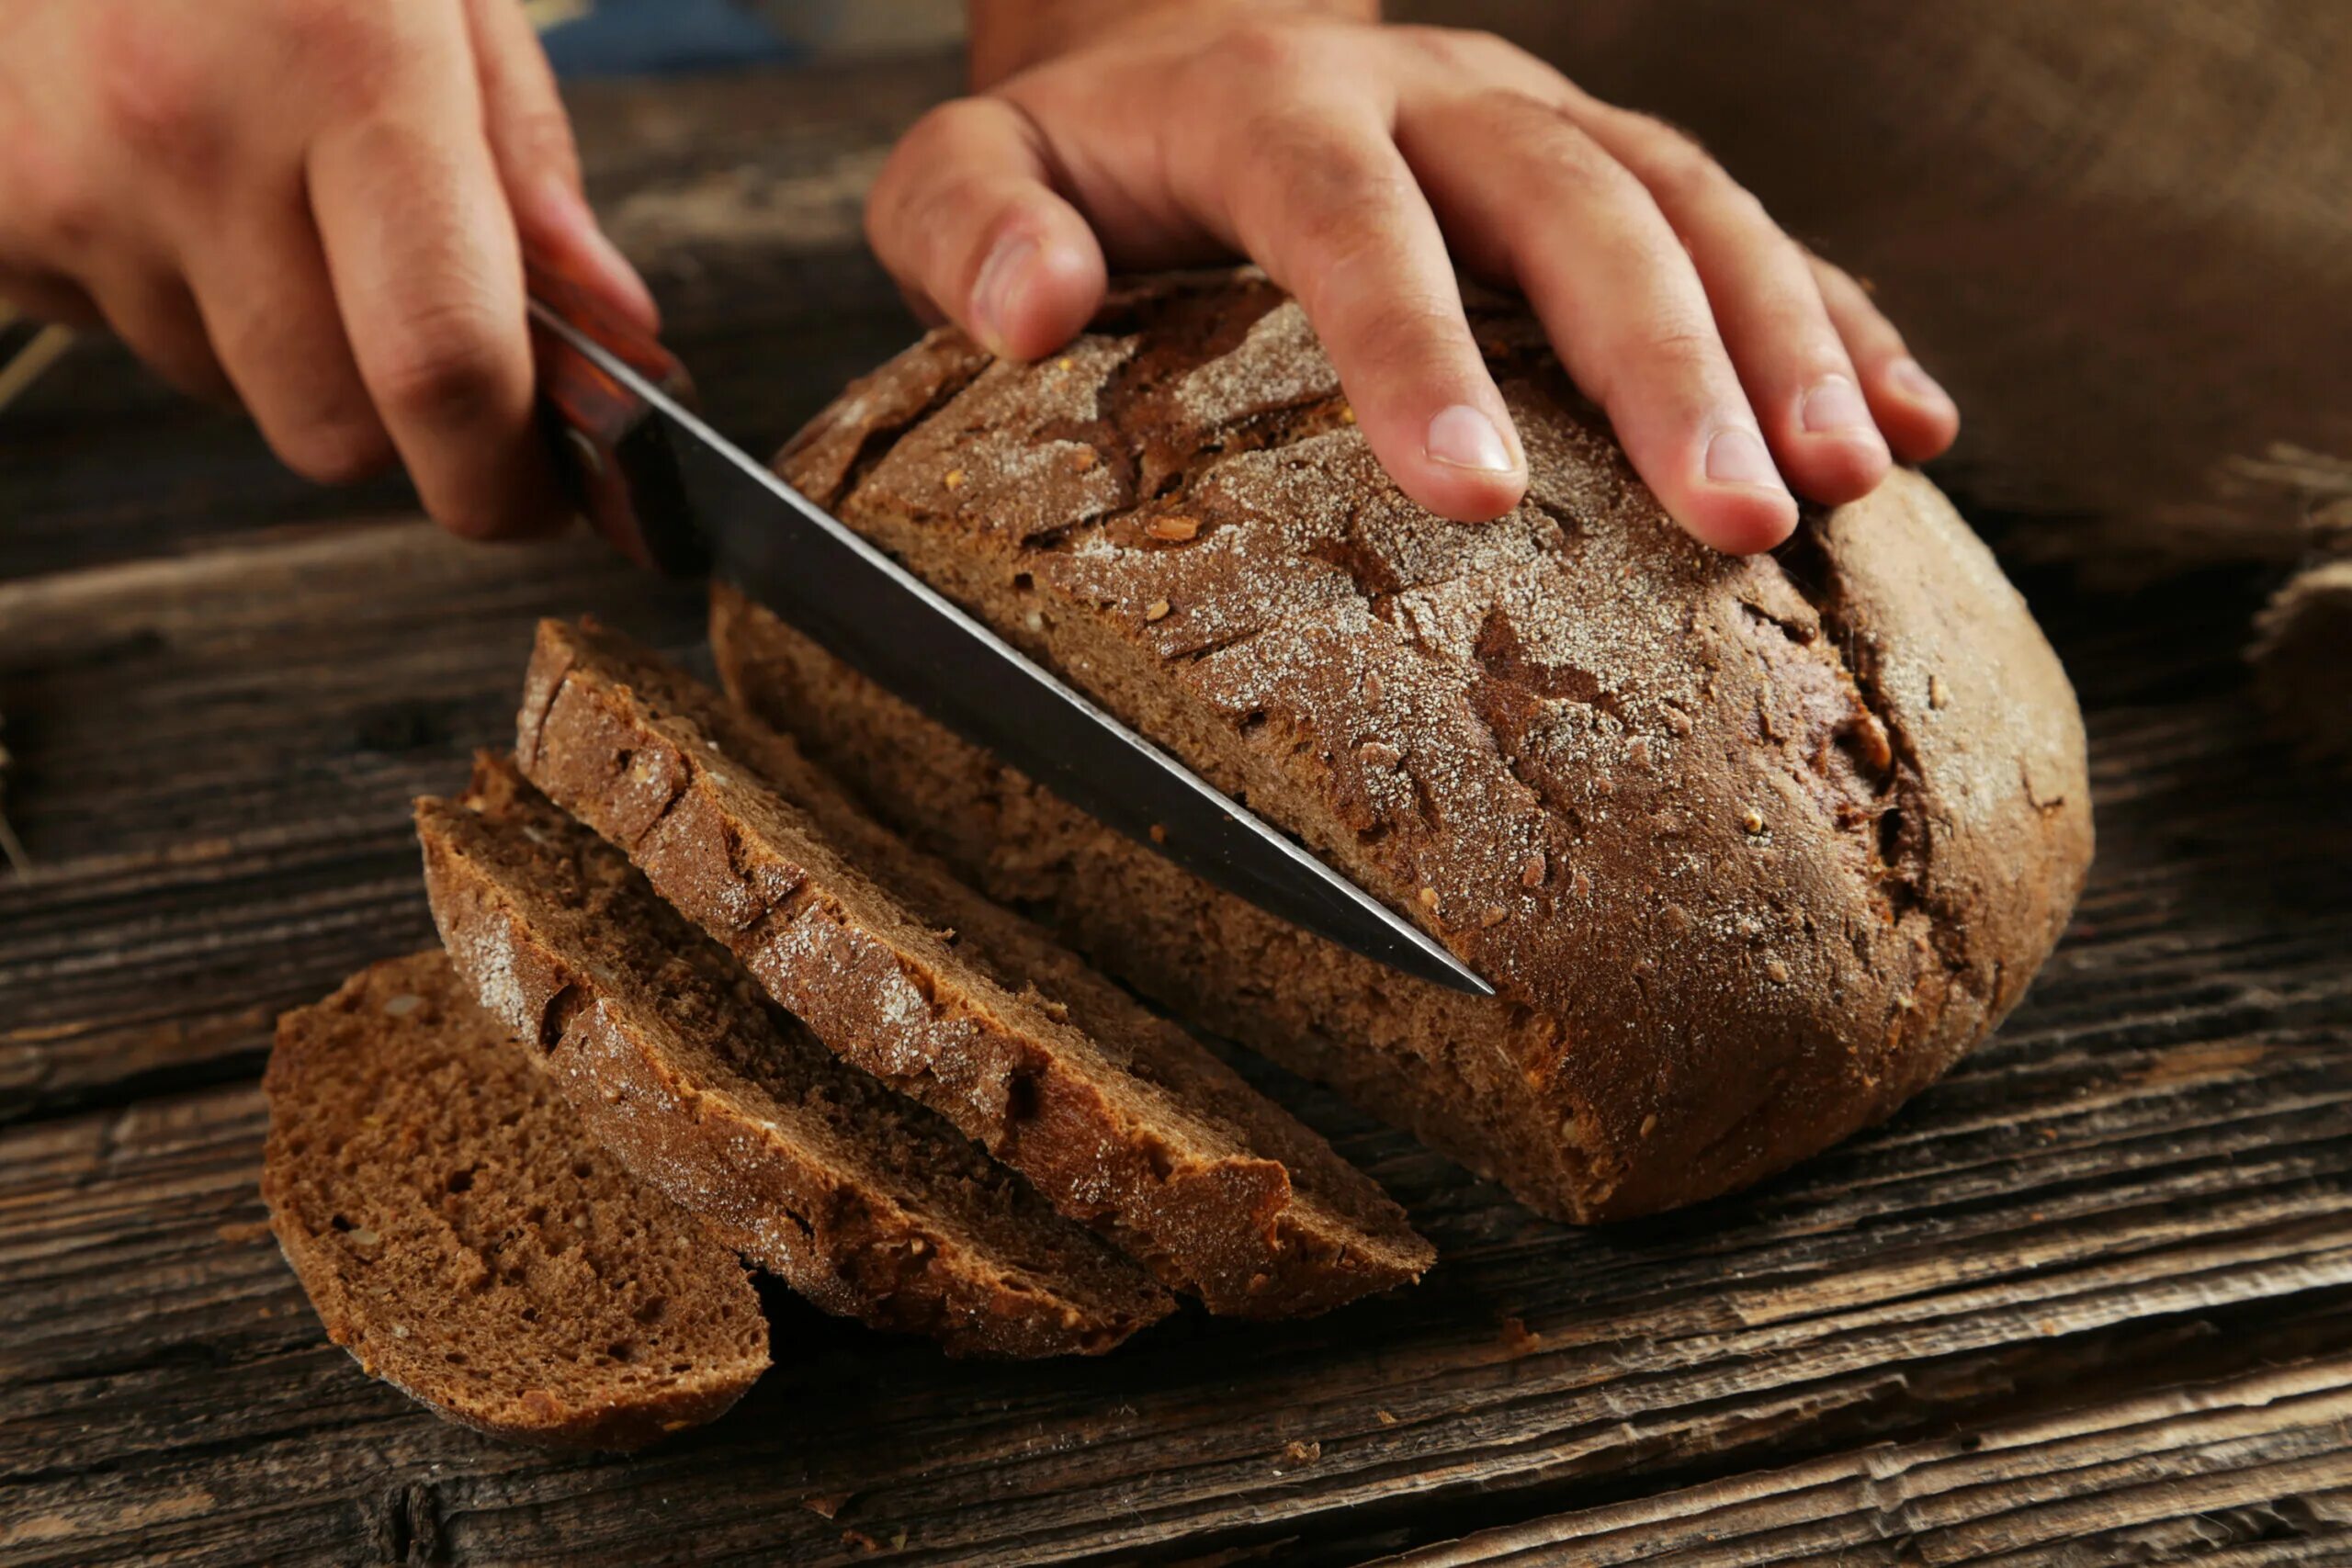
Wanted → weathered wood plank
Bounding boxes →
[0,521,702,1115]
[1373,1359,2352,1566]
[3,30,2348,1568]
[0,1081,2342,1568]
[4,977,2348,1563]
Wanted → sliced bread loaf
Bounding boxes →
[515,618,1434,1317]
[419,755,1172,1356]
[263,952,768,1450]
[720,269,2095,1224]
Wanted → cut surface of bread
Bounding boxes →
[515,618,1433,1317]
[717,268,2095,1224]
[419,756,1172,1357]
[262,952,768,1450]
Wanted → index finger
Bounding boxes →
[305,12,564,541]
[1211,101,1527,523]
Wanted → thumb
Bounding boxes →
[865,97,1105,360]
[463,0,658,331]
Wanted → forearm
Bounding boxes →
[968,0,1378,88]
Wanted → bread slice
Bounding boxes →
[418,756,1172,1357]
[514,618,1435,1317]
[263,952,768,1450]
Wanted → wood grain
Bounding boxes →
[3,39,2348,1568]
[0,522,703,1119]
[4,500,2347,1568]
[1371,1355,2352,1564]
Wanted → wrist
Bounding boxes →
[968,0,1378,89]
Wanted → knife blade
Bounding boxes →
[523,274,1493,998]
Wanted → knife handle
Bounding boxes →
[523,246,709,575]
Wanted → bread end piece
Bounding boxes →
[263,953,768,1450]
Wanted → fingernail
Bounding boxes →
[1800,375,1872,434]
[1887,356,1953,410]
[970,234,1037,356]
[1704,426,1786,491]
[532,176,658,327]
[1424,404,1516,474]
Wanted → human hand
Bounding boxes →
[867,2,1960,552]
[0,0,654,539]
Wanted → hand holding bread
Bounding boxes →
[868,0,1962,548]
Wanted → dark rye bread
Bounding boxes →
[516,619,1433,1316]
[714,267,2097,1224]
[262,953,767,1450]
[419,756,1172,1356]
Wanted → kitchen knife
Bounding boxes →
[523,253,1494,998]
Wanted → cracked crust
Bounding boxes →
[513,620,1433,1316]
[723,268,2095,1222]
[417,757,1174,1358]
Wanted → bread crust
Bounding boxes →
[419,759,1175,1358]
[515,621,1433,1315]
[718,269,2095,1222]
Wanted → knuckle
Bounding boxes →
[280,0,397,65]
[1395,24,1519,73]
[277,418,391,486]
[505,105,581,186]
[1477,92,1627,197]
[1627,118,1729,206]
[14,157,103,254]
[1332,292,1462,375]
[869,102,981,234]
[894,100,979,165]
[1815,254,1880,311]
[1251,111,1399,207]
[1586,315,1723,415]
[90,12,224,170]
[1262,182,1412,283]
[869,116,1020,284]
[372,306,516,425]
[1634,321,1727,383]
[1210,18,1317,82]
[280,0,408,114]
[1486,96,1656,220]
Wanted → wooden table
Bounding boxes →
[5,61,2350,1568]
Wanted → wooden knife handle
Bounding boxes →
[523,243,708,575]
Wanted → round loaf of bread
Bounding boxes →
[720,269,2095,1222]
